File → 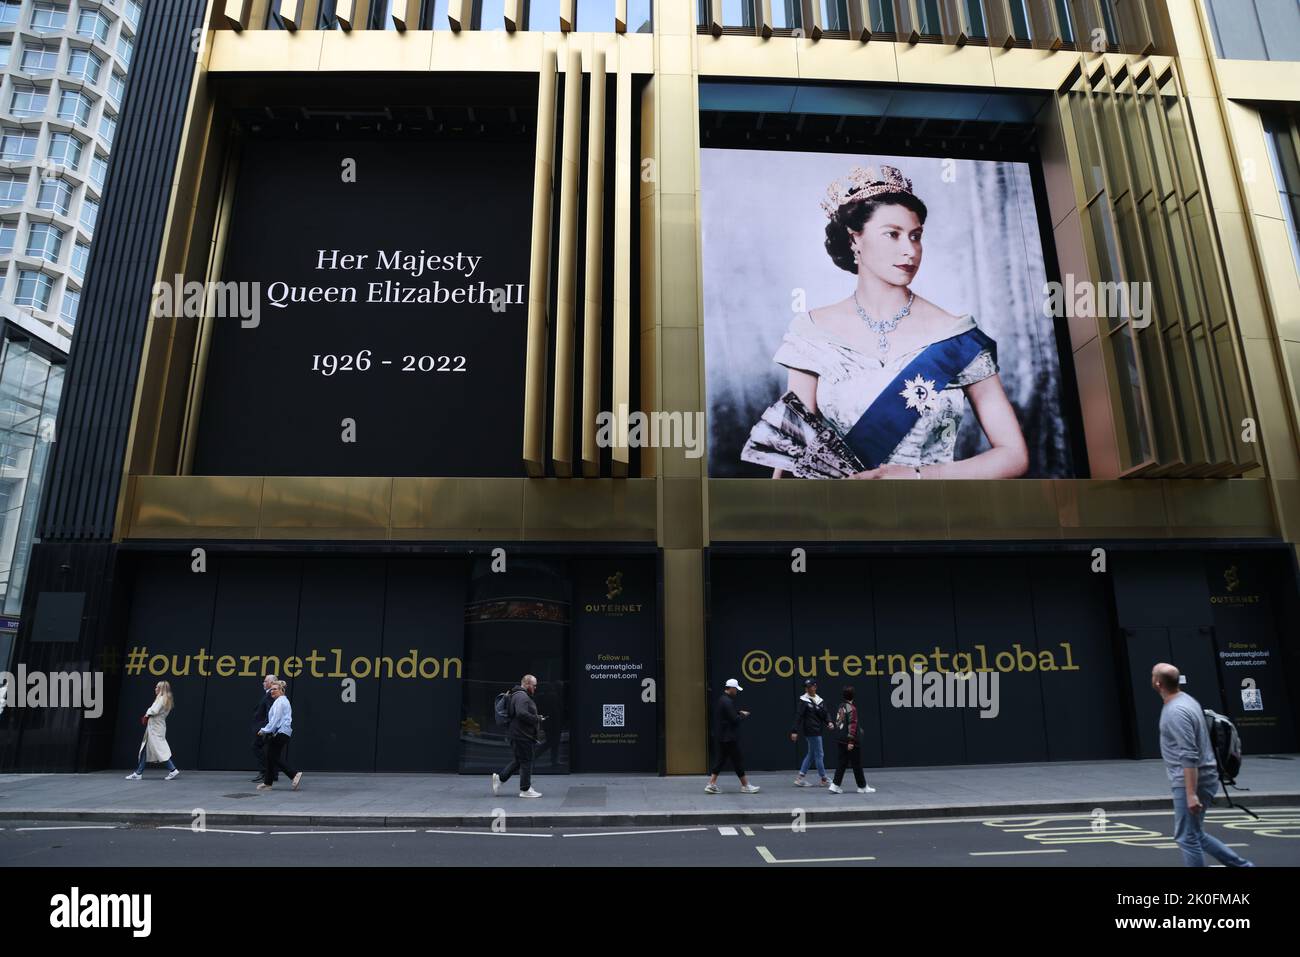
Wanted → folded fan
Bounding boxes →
[741,391,866,479]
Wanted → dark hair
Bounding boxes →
[824,192,929,273]
[841,686,855,701]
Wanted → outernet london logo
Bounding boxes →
[1224,564,1240,593]
[605,572,624,601]
[49,887,151,937]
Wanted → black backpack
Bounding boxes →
[1203,708,1258,819]
[494,689,515,728]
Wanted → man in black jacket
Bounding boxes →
[705,679,760,794]
[791,679,831,787]
[251,674,278,783]
[492,674,543,798]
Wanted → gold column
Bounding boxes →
[582,52,608,477]
[552,50,585,477]
[278,0,304,29]
[847,0,872,42]
[616,0,629,34]
[649,0,707,774]
[392,0,417,30]
[448,0,468,31]
[560,0,576,32]
[801,0,823,40]
[523,50,558,476]
[336,0,356,30]
[611,53,633,477]
[504,0,520,32]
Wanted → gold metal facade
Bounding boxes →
[120,0,1300,772]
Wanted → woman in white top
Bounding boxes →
[743,164,1029,480]
[125,680,179,780]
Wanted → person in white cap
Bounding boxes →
[705,678,760,794]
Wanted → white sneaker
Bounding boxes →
[519,788,542,798]
[794,777,810,787]
[704,783,720,794]
[165,769,180,781]
[491,773,501,796]
[292,772,303,791]
[740,784,760,793]
[858,784,876,794]
[828,783,843,793]
[124,772,141,780]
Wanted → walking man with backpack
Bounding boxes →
[1151,663,1253,867]
[827,686,876,795]
[492,674,543,799]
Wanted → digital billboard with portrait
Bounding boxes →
[702,149,1079,480]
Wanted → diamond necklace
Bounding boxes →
[853,290,914,358]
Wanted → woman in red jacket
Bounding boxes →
[829,687,876,795]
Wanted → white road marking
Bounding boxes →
[15,825,119,832]
[756,845,875,864]
[562,827,709,838]
[424,829,553,838]
[157,826,264,835]
[270,829,420,836]
[969,849,1068,857]
[760,807,1289,831]
[718,826,738,836]
[740,826,754,836]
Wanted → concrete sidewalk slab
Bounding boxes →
[1,757,1296,829]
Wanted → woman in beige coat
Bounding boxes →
[125,681,179,780]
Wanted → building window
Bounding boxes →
[37,177,74,216]
[80,197,99,232]
[0,42,11,69]
[1009,0,1031,40]
[26,222,65,263]
[71,241,88,278]
[1205,0,1300,61]
[117,34,134,67]
[10,86,50,118]
[0,221,16,254]
[98,112,116,147]
[0,175,24,205]
[107,71,126,108]
[1263,112,1300,274]
[0,129,39,161]
[125,0,142,30]
[47,132,84,171]
[67,48,103,84]
[58,90,94,127]
[31,2,68,31]
[15,271,55,311]
[77,8,111,43]
[90,153,107,190]
[21,43,61,74]
[60,288,79,325]
[0,1,22,27]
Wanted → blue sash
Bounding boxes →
[844,328,996,469]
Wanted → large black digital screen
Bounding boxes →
[192,136,533,476]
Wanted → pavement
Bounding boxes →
[2,755,1298,828]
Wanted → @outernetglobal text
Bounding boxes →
[0,666,103,718]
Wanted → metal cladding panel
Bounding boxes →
[39,0,210,542]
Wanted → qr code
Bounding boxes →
[602,704,625,728]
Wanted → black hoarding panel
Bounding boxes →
[1124,628,1173,759]
[198,558,303,770]
[375,560,468,772]
[571,559,658,773]
[790,559,882,771]
[192,137,533,477]
[707,558,794,773]
[112,557,218,771]
[288,560,387,771]
[953,558,1048,764]
[1032,558,1126,760]
[873,558,966,767]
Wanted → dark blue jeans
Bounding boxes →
[1171,781,1251,867]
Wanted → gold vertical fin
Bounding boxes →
[524,49,559,476]
[582,51,608,477]
[552,49,585,477]
[611,54,632,476]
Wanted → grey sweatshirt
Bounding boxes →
[1158,692,1219,787]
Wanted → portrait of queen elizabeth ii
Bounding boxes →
[701,151,1075,480]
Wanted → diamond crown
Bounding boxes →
[821,165,915,219]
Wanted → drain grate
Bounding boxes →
[221,792,263,799]
[560,786,608,808]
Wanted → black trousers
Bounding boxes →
[252,733,279,780]
[711,740,745,779]
[263,733,297,786]
[499,739,535,792]
[833,741,865,789]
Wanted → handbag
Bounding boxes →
[741,391,866,479]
